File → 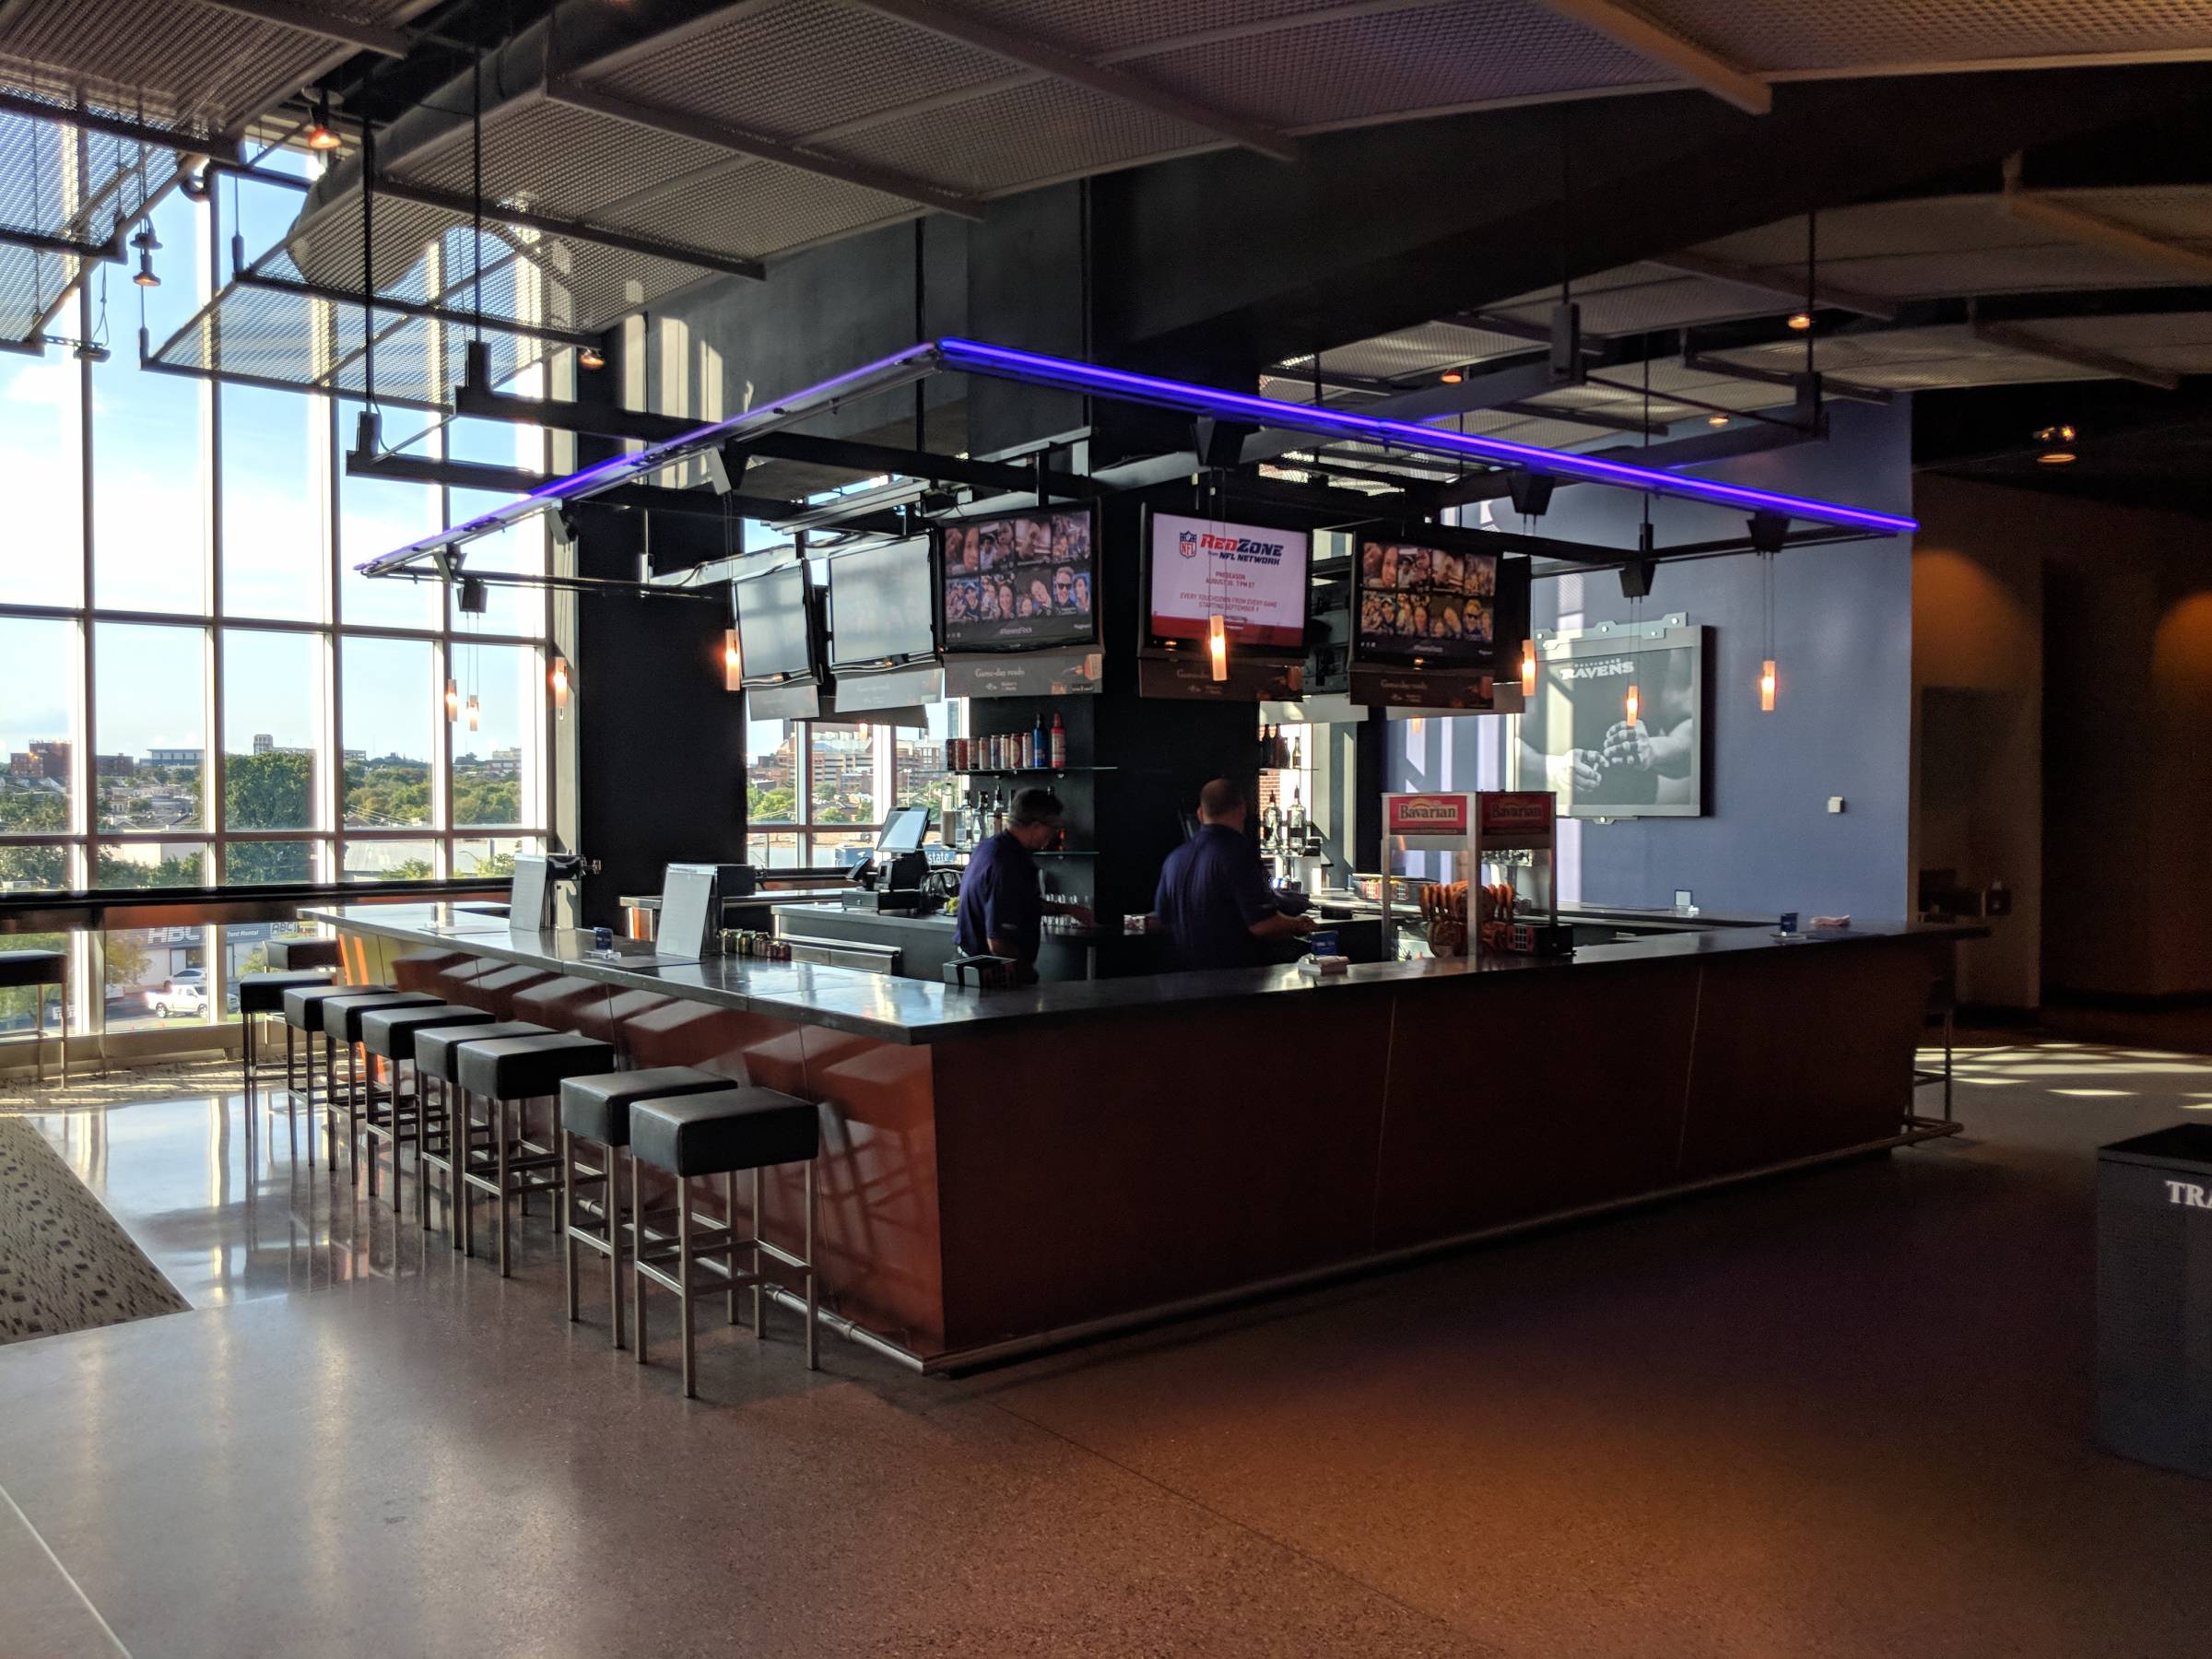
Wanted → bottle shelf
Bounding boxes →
[955,774,1124,787]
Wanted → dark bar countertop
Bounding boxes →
[308,902,1977,1048]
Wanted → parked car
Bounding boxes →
[147,978,208,1018]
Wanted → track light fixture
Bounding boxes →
[1439,367,1464,384]
[1707,414,1729,428]
[578,345,606,371]
[306,90,341,152]
[1785,311,1813,332]
[2033,422,2078,465]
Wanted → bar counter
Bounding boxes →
[312,902,1970,1372]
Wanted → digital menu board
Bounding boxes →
[827,538,935,668]
[732,560,815,687]
[938,505,1098,653]
[1145,509,1311,654]
[1352,534,1500,670]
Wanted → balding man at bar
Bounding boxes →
[1154,778,1316,972]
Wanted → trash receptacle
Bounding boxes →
[2097,1124,2212,1477]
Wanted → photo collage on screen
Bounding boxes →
[942,510,1095,645]
[1356,540,1498,662]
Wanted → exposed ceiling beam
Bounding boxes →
[0,225,124,263]
[233,270,602,350]
[546,77,985,219]
[1969,316,2182,392]
[1647,249,1900,321]
[1526,0,1770,114]
[2002,155,2212,284]
[831,0,1301,162]
[187,0,410,56]
[0,89,242,164]
[365,171,766,281]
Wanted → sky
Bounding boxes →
[0,167,544,771]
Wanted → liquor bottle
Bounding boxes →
[1289,731,1302,770]
[1032,711,1047,767]
[1260,724,1275,768]
[1050,711,1066,769]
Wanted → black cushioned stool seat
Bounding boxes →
[453,1030,614,1277]
[282,981,389,1028]
[324,989,442,1044]
[413,1018,548,1084]
[557,1066,729,1348]
[630,1087,823,1391]
[0,948,68,1086]
[560,1067,728,1149]
[237,970,334,1016]
[358,1003,500,1221]
[266,937,342,971]
[630,1088,819,1177]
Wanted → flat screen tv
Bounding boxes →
[1143,508,1311,656]
[828,537,935,670]
[733,560,815,688]
[938,504,1098,653]
[1515,623,1706,818]
[1350,527,1501,674]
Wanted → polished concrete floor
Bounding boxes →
[2,1042,2210,1657]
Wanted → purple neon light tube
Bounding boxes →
[936,336,1918,536]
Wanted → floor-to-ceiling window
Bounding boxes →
[0,156,553,1048]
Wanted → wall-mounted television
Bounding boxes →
[1142,507,1311,657]
[828,537,935,670]
[1515,622,1706,818]
[937,504,1098,653]
[1350,527,1501,674]
[733,560,816,688]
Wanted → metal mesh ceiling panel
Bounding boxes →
[1641,0,2212,73]
[0,0,414,137]
[589,0,1012,142]
[1711,325,2107,388]
[0,238,76,344]
[1126,1,1659,132]
[1489,262,1780,335]
[956,0,1370,59]
[2024,311,2212,372]
[596,153,921,262]
[838,76,1218,196]
[1300,321,1578,382]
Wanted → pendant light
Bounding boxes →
[1759,549,1778,712]
[1624,679,1641,727]
[443,677,461,723]
[1206,470,1229,681]
[130,225,159,288]
[465,693,480,731]
[306,90,342,152]
[1521,637,1537,698]
[549,653,572,712]
[723,628,744,692]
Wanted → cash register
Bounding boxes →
[851,806,934,909]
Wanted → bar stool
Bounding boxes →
[358,1003,499,1218]
[558,1067,731,1347]
[0,949,69,1087]
[321,991,444,1189]
[454,1030,616,1276]
[266,937,342,971]
[630,1087,821,1394]
[413,1019,550,1252]
[281,982,393,1167]
[235,968,335,1124]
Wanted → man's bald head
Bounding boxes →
[1197,777,1248,830]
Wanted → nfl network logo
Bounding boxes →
[1177,529,1199,559]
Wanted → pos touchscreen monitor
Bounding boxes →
[937,504,1098,653]
[733,559,816,688]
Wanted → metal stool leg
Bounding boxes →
[632,1155,649,1366]
[495,1095,512,1277]
[610,1148,627,1350]
[561,1128,579,1324]
[677,1178,696,1400]
[724,1171,740,1326]
[33,974,47,1088]
[752,1167,766,1340]
[805,1159,818,1372]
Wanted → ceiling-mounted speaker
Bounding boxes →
[1549,301,1583,384]
[703,441,751,496]
[1505,469,1556,518]
[1193,417,1255,470]
[1747,510,1790,554]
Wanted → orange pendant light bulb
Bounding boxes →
[1207,612,1229,682]
[1760,657,1778,712]
[1624,682,1640,727]
[723,628,743,692]
[549,655,571,711]
[443,677,460,723]
[1520,639,1536,698]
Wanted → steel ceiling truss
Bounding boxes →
[354,336,1917,582]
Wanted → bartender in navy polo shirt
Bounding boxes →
[955,786,1094,984]
[1154,778,1316,972]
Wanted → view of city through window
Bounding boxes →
[0,165,549,1037]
